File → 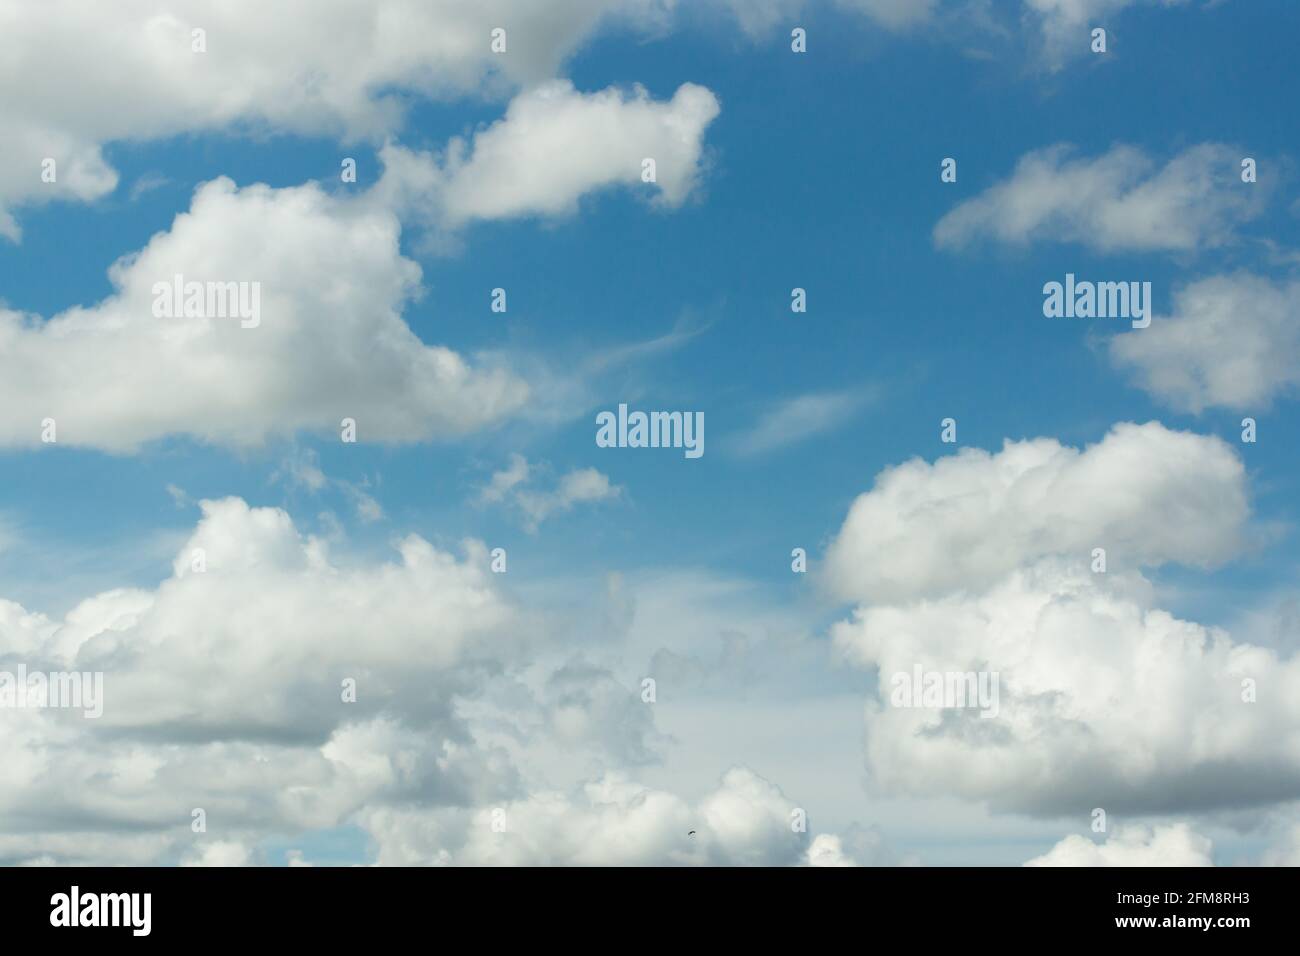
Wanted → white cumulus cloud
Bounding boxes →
[0,0,674,235]
[1110,273,1300,413]
[1025,824,1214,866]
[824,422,1247,605]
[0,498,861,865]
[0,177,528,450]
[826,423,1300,817]
[374,80,720,231]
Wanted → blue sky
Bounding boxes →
[2,0,1299,867]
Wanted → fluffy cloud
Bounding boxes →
[1110,274,1300,413]
[0,176,528,450]
[1025,824,1214,866]
[824,422,1247,604]
[0,0,677,235]
[0,497,524,863]
[827,423,1300,817]
[0,0,1214,237]
[7,497,522,737]
[833,559,1300,815]
[0,69,728,451]
[934,144,1261,254]
[804,827,900,866]
[0,498,853,865]
[374,80,720,230]
[805,833,859,866]
[182,841,256,867]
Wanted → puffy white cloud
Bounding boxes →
[0,502,525,764]
[804,827,903,866]
[0,126,116,240]
[805,833,859,866]
[0,0,1214,237]
[87,497,522,735]
[0,498,853,865]
[374,80,720,230]
[0,176,528,450]
[1025,824,1214,866]
[0,72,724,453]
[0,710,524,865]
[1110,274,1300,413]
[824,422,1247,604]
[827,423,1300,817]
[934,144,1261,254]
[0,0,676,234]
[833,559,1300,815]
[0,497,527,865]
[0,507,530,858]
[182,841,255,867]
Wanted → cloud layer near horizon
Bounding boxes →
[0,497,865,865]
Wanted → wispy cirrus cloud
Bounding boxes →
[729,388,873,457]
